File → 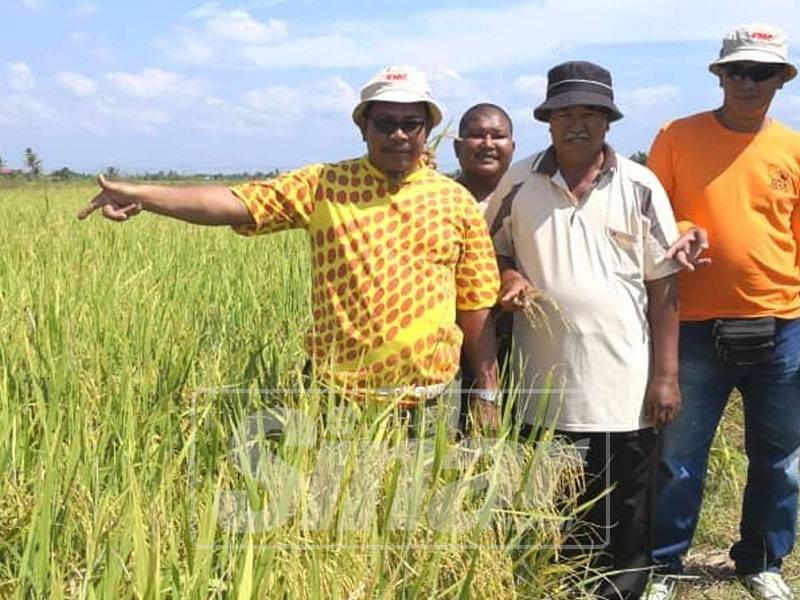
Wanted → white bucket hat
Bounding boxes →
[709,23,797,81]
[352,66,444,127]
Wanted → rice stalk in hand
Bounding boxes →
[517,289,574,338]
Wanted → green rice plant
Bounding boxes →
[1,181,603,599]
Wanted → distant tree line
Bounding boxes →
[0,148,282,182]
[629,151,648,165]
[1,146,649,181]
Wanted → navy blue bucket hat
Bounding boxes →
[533,61,623,122]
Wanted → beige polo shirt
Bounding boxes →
[489,146,680,432]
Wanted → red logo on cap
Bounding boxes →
[751,32,774,41]
[386,73,409,81]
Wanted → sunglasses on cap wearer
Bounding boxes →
[368,117,427,135]
[721,62,785,82]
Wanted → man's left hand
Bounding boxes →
[644,374,681,430]
[667,227,711,272]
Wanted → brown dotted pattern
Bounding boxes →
[232,157,499,394]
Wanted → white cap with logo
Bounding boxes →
[352,66,444,127]
[709,23,797,81]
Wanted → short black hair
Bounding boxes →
[458,103,513,137]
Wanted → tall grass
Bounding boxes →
[1,181,596,598]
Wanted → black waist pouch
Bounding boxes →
[711,317,776,366]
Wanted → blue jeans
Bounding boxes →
[652,319,800,575]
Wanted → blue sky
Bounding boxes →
[1,0,800,174]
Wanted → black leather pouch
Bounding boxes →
[711,317,776,366]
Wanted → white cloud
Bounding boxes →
[8,62,35,92]
[185,1,288,43]
[242,84,301,117]
[158,6,287,64]
[510,107,537,129]
[307,75,357,112]
[239,34,373,69]
[0,93,57,127]
[156,0,800,72]
[241,0,288,9]
[57,72,98,97]
[205,10,287,44]
[628,85,680,108]
[239,76,356,124]
[106,68,203,99]
[424,69,483,106]
[92,46,115,62]
[49,68,209,136]
[7,0,798,173]
[514,75,548,99]
[157,27,216,65]
[93,96,173,134]
[186,2,221,20]
[137,108,171,127]
[70,2,100,17]
[428,69,461,84]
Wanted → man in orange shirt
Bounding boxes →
[645,24,800,600]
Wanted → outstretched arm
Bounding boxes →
[77,175,254,226]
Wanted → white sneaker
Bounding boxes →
[642,575,677,600]
[740,572,795,600]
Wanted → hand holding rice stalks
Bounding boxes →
[516,288,574,337]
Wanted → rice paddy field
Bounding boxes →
[1,180,797,599]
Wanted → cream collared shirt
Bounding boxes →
[488,147,680,432]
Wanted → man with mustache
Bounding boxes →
[645,24,800,600]
[453,103,516,431]
[77,65,500,433]
[489,61,682,599]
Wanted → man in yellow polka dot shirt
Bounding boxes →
[78,66,501,422]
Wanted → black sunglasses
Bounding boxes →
[721,63,785,82]
[368,117,427,135]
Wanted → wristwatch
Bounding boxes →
[471,389,499,404]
